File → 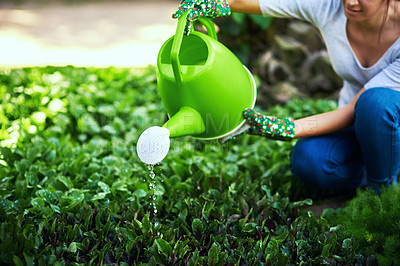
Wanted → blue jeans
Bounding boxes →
[290,87,400,192]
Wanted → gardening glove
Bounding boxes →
[172,0,231,34]
[220,108,296,143]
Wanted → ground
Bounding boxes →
[0,0,178,67]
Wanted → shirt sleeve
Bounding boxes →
[364,58,400,91]
[258,0,340,29]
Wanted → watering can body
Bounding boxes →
[157,12,256,139]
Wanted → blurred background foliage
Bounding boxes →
[212,13,343,107]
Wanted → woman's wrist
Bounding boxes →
[228,0,262,14]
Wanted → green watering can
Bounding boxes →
[157,10,257,139]
[137,11,257,165]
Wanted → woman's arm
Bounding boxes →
[221,89,366,143]
[228,0,262,14]
[294,88,365,138]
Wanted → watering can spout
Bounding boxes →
[162,106,205,138]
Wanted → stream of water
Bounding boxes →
[147,164,158,221]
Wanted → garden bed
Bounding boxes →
[1,66,398,265]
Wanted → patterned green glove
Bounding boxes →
[243,108,295,141]
[220,108,295,143]
[172,0,231,21]
[173,0,230,34]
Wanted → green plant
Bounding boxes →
[0,66,374,264]
[324,186,400,265]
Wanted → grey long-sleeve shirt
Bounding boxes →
[259,0,400,107]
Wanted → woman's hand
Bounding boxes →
[172,0,231,21]
[243,108,295,140]
[220,108,295,143]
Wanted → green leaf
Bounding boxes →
[97,181,111,193]
[239,208,253,228]
[274,232,289,244]
[175,240,190,258]
[238,196,249,215]
[31,197,45,209]
[231,12,245,24]
[102,156,120,168]
[48,98,67,114]
[142,214,151,234]
[154,238,172,255]
[111,181,128,192]
[15,159,30,174]
[208,242,221,265]
[342,238,352,249]
[242,223,257,234]
[322,243,332,258]
[22,223,35,240]
[57,175,74,190]
[69,190,85,202]
[91,192,108,201]
[249,14,273,30]
[222,164,238,179]
[0,199,14,214]
[78,113,100,134]
[36,188,56,204]
[191,218,204,234]
[50,204,61,213]
[293,198,313,207]
[30,112,47,128]
[23,251,34,266]
[133,189,147,198]
[67,242,78,253]
[97,104,116,117]
[13,255,24,266]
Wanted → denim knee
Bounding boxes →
[354,87,400,192]
[354,87,400,124]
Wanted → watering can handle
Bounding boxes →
[170,10,218,87]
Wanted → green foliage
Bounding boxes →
[221,12,273,35]
[325,186,400,265]
[215,13,274,66]
[0,66,371,264]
